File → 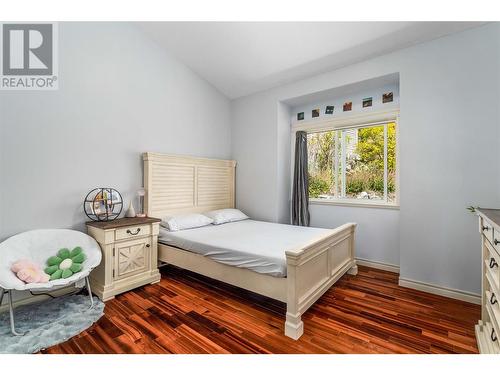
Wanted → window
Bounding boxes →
[307,121,397,205]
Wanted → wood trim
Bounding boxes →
[310,199,400,210]
[399,277,481,305]
[356,258,400,273]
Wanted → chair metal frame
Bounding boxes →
[0,276,94,336]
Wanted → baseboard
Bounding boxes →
[0,285,78,313]
[355,258,400,273]
[398,277,481,305]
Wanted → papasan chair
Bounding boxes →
[0,229,102,336]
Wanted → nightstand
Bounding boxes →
[86,217,161,301]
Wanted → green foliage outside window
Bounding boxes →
[307,123,396,200]
[357,123,396,172]
[309,173,330,198]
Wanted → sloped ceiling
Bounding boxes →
[138,22,486,99]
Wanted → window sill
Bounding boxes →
[309,198,400,210]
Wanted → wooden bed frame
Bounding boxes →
[143,152,357,339]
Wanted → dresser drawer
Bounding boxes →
[484,321,500,354]
[485,242,500,290]
[486,289,500,326]
[115,224,151,241]
[486,300,500,351]
[494,229,500,254]
[481,218,494,245]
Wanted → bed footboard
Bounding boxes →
[284,223,357,340]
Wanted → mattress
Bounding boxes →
[158,219,331,277]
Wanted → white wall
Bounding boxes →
[232,92,280,222]
[310,205,400,266]
[231,23,500,294]
[290,82,400,124]
[277,101,292,223]
[0,22,231,241]
[285,79,401,267]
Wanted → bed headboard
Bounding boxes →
[143,152,236,219]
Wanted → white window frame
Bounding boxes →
[291,108,400,209]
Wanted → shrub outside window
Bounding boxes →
[307,122,397,205]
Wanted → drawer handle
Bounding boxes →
[492,328,497,342]
[491,293,498,305]
[495,239,500,246]
[490,258,499,269]
[146,244,150,248]
[483,226,490,231]
[126,228,141,235]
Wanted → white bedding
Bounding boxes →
[158,219,331,277]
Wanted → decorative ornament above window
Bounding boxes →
[382,92,393,103]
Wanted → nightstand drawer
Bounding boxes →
[115,224,151,241]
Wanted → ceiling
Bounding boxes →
[138,22,485,99]
[283,73,399,107]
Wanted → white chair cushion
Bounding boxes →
[0,229,102,291]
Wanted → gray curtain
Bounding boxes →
[292,131,310,226]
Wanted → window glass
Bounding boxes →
[307,131,334,198]
[346,125,385,201]
[387,122,397,203]
[306,121,397,204]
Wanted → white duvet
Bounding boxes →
[158,219,331,277]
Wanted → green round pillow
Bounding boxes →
[45,246,86,280]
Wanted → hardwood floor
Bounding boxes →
[42,265,480,354]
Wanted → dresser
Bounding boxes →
[476,208,500,354]
[87,217,161,301]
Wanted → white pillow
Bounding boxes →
[161,213,213,232]
[204,208,249,225]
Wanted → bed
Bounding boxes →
[143,152,357,340]
[159,219,340,277]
